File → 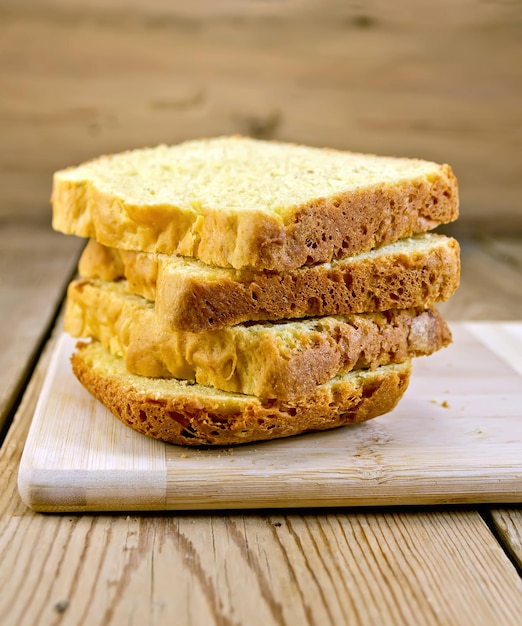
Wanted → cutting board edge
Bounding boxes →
[22,492,522,514]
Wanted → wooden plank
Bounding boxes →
[489,509,522,572]
[0,2,521,228]
[0,224,83,432]
[2,331,522,625]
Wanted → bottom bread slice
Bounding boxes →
[71,341,412,447]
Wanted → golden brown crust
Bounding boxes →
[270,164,458,268]
[71,341,412,447]
[65,277,450,399]
[160,236,461,330]
[79,235,459,331]
[52,139,458,270]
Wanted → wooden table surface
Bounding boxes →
[0,224,521,626]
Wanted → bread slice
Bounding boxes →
[64,277,450,399]
[52,136,458,270]
[78,233,460,331]
[71,340,412,446]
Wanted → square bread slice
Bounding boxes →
[52,136,458,270]
[64,278,450,399]
[71,340,412,446]
[78,233,460,331]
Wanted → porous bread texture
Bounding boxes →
[64,277,450,399]
[71,340,412,446]
[78,234,460,331]
[78,238,125,282]
[52,136,458,270]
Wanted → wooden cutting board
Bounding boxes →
[18,323,522,512]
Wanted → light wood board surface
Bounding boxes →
[18,323,522,512]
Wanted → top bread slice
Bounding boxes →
[52,136,458,270]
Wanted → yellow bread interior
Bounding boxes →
[65,277,450,399]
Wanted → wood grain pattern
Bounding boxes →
[1,1,521,230]
[0,512,521,626]
[0,224,83,432]
[2,508,521,626]
[2,333,522,625]
[17,323,522,512]
[489,509,522,572]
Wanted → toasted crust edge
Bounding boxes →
[158,236,461,331]
[71,342,412,447]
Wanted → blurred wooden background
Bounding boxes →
[1,0,521,232]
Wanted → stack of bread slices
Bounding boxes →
[52,136,460,446]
